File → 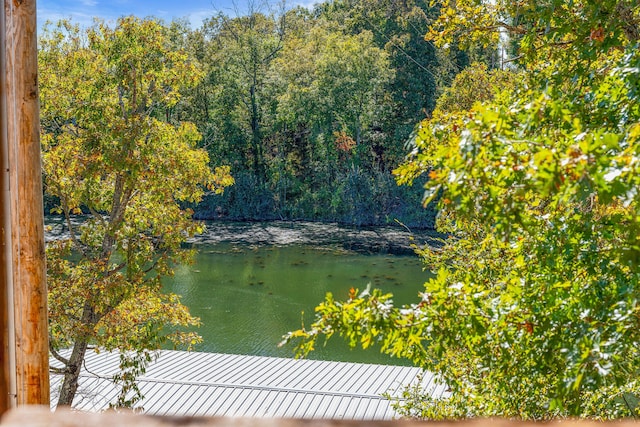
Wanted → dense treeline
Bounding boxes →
[154,0,494,227]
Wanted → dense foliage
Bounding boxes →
[39,0,473,228]
[283,0,640,419]
[39,17,233,407]
[164,0,477,227]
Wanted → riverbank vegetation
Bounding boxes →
[283,0,640,419]
[42,0,499,229]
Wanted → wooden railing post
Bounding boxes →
[0,124,10,414]
[1,0,12,415]
[2,0,49,407]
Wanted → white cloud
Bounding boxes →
[291,0,318,9]
[38,8,97,29]
[186,9,213,28]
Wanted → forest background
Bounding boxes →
[41,0,495,229]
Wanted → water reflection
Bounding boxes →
[45,217,436,365]
[164,243,430,366]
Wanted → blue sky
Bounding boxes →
[37,0,303,29]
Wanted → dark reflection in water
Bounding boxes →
[45,218,437,365]
[164,243,431,365]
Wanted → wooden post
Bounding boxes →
[0,0,12,415]
[2,0,50,406]
[0,110,10,415]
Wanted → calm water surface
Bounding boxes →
[164,242,430,365]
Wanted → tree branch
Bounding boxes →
[49,344,71,367]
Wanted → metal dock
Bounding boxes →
[50,350,447,419]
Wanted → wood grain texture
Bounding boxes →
[3,0,50,406]
[0,67,10,415]
[0,131,10,415]
[1,0,13,415]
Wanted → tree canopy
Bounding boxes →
[168,1,451,226]
[282,0,640,419]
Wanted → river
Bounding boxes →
[47,219,437,365]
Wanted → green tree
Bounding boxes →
[205,5,286,180]
[175,2,440,226]
[268,20,398,222]
[315,0,487,168]
[283,0,640,418]
[39,17,233,408]
[276,24,394,156]
[316,29,395,150]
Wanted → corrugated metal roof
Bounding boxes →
[50,350,448,419]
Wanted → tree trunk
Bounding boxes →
[57,302,97,407]
[56,339,89,407]
[249,83,263,180]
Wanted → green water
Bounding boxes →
[164,242,430,365]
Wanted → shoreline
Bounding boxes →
[45,216,444,255]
